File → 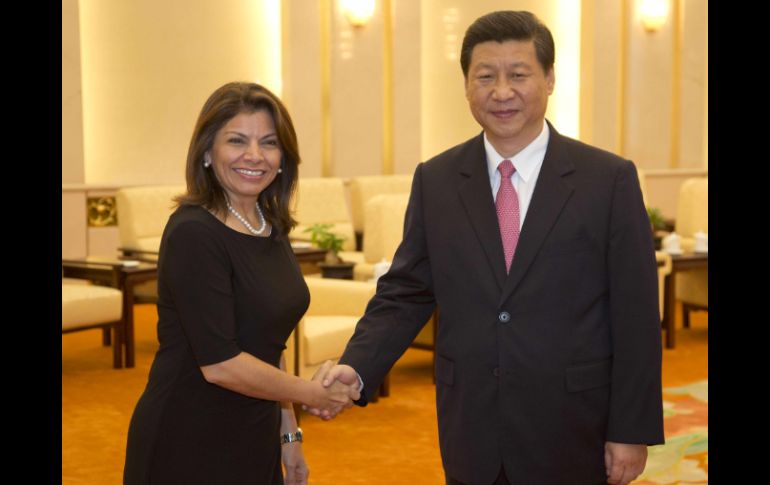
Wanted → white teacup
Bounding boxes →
[662,232,682,254]
[694,231,708,253]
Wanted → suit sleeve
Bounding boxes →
[339,163,437,402]
[606,161,665,445]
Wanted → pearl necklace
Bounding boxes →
[227,201,267,235]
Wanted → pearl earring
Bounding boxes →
[278,168,283,174]
[203,155,211,168]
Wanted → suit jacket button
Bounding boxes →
[493,367,500,377]
[498,311,511,323]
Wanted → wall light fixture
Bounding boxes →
[340,0,375,27]
[639,0,669,32]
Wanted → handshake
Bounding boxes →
[302,361,361,420]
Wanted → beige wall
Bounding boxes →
[281,0,323,177]
[78,0,282,186]
[392,0,422,175]
[420,0,582,161]
[580,0,708,217]
[64,0,707,225]
[62,0,85,185]
[282,0,422,178]
[330,1,385,177]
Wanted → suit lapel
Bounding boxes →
[500,124,576,305]
[457,134,507,291]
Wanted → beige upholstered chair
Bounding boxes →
[115,185,183,301]
[674,177,708,326]
[286,277,375,378]
[62,280,125,368]
[340,193,437,359]
[289,178,356,251]
[116,185,185,261]
[340,193,410,281]
[655,251,672,321]
[285,277,389,408]
[348,175,413,249]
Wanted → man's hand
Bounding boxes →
[605,441,648,485]
[303,361,361,420]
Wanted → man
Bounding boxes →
[312,10,664,485]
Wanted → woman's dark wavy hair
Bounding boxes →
[175,82,300,238]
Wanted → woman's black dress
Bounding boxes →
[124,205,310,484]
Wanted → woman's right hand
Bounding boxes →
[304,362,360,416]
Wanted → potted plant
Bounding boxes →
[303,223,355,279]
[647,207,668,250]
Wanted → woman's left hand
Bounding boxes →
[282,442,309,484]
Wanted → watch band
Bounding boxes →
[281,428,303,445]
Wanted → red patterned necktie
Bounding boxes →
[496,160,520,273]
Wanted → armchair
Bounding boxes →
[348,175,413,249]
[62,279,125,368]
[115,185,183,301]
[115,185,185,262]
[339,193,410,281]
[289,178,356,252]
[674,177,708,326]
[655,251,672,321]
[285,277,389,409]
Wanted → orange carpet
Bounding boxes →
[62,304,707,484]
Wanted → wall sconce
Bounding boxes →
[639,0,669,32]
[341,0,375,27]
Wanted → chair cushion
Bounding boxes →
[301,316,359,366]
[362,194,409,263]
[290,178,356,251]
[676,269,708,307]
[349,175,413,232]
[62,284,122,330]
[116,185,184,252]
[675,178,708,237]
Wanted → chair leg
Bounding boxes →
[102,327,111,346]
[682,303,691,329]
[112,323,123,369]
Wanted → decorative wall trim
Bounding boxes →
[644,169,707,177]
[669,0,682,168]
[320,0,332,177]
[382,0,394,175]
[87,196,118,227]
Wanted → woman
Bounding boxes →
[124,82,359,485]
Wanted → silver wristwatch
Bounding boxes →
[280,428,303,445]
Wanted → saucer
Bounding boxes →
[664,248,684,255]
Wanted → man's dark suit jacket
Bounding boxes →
[339,122,665,485]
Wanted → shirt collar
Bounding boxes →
[484,121,550,183]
